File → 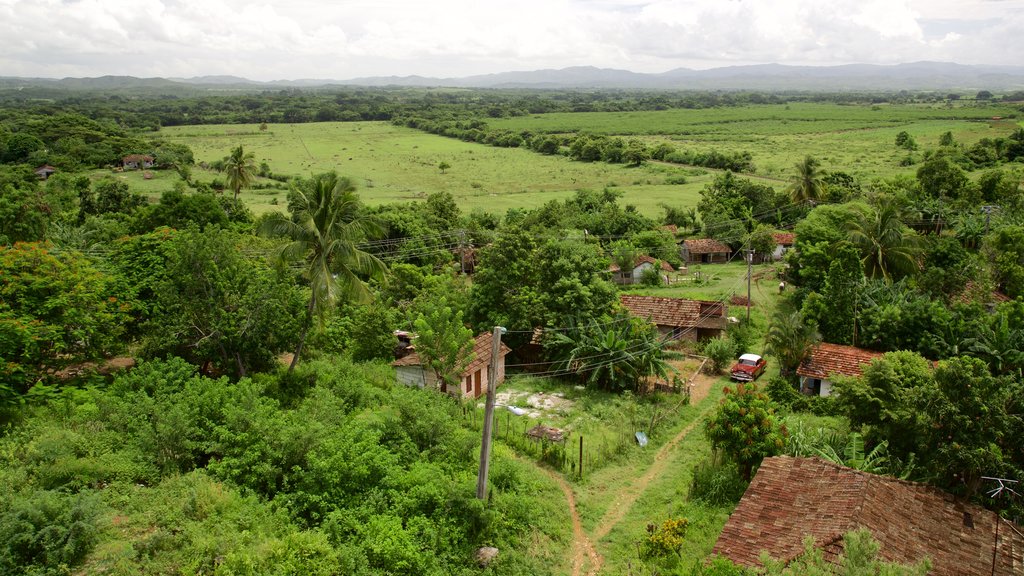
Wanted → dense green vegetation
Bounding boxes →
[1,85,1023,574]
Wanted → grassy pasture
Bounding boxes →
[488,102,1022,181]
[158,122,728,217]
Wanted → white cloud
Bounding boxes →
[0,0,1020,80]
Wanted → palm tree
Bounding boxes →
[846,202,919,282]
[787,155,826,204]
[223,145,257,201]
[260,172,387,371]
[764,307,820,379]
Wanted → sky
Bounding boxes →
[1,0,1022,81]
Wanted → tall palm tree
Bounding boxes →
[787,155,826,204]
[260,172,387,371]
[223,145,256,201]
[846,202,919,282]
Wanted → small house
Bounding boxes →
[34,165,57,180]
[122,154,155,170]
[619,294,726,341]
[771,232,795,261]
[392,331,511,399]
[712,456,1023,575]
[680,238,731,264]
[796,342,883,397]
[609,255,674,285]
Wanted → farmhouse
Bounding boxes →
[609,255,674,285]
[712,456,1023,575]
[771,231,795,261]
[796,342,883,397]
[619,294,726,341]
[122,154,155,170]
[34,165,57,180]
[392,331,511,399]
[680,238,731,264]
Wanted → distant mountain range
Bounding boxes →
[3,62,1024,92]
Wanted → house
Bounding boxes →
[660,224,679,236]
[680,238,731,264]
[712,456,1023,575]
[619,294,727,341]
[122,154,155,170]
[796,342,883,397]
[34,165,57,180]
[392,331,511,399]
[771,232,795,261]
[609,255,675,285]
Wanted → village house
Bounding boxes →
[771,231,795,261]
[680,238,731,264]
[34,165,57,180]
[619,294,727,341]
[122,154,155,170]
[391,331,511,400]
[712,456,1023,575]
[796,342,884,397]
[609,255,675,285]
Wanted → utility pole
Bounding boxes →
[459,229,466,275]
[981,205,999,236]
[745,248,754,322]
[476,325,506,500]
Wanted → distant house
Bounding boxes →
[771,232,796,261]
[34,165,57,180]
[619,294,726,341]
[122,154,155,170]
[680,238,731,264]
[796,342,884,396]
[392,331,511,399]
[660,224,679,236]
[712,456,1023,575]
[609,255,674,285]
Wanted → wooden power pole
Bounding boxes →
[476,325,506,500]
[745,248,754,322]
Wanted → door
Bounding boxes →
[474,370,482,397]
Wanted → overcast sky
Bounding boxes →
[1,0,1021,81]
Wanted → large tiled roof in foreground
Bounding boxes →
[712,456,1023,575]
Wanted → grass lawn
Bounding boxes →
[157,122,714,217]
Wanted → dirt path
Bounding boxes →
[589,404,713,548]
[542,468,602,576]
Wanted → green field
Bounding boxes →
[154,102,1020,217]
[488,102,1022,180]
[158,122,723,217]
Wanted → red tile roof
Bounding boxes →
[619,294,726,329]
[661,224,679,235]
[609,254,675,273]
[796,342,884,380]
[392,331,511,376]
[682,238,731,254]
[772,232,796,245]
[712,456,1024,575]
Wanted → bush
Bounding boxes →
[702,338,735,374]
[0,490,104,575]
[688,456,748,506]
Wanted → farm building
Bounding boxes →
[34,165,57,180]
[609,255,674,285]
[680,238,731,264]
[771,232,795,261]
[619,294,726,341]
[712,456,1023,575]
[122,154,155,170]
[392,331,511,400]
[796,342,883,397]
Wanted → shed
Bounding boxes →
[680,238,731,264]
[122,154,155,170]
[619,294,726,341]
[392,331,511,399]
[796,342,884,397]
[771,232,796,261]
[34,165,57,180]
[609,255,674,285]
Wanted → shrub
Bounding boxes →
[641,517,689,558]
[0,490,104,575]
[702,338,735,374]
[688,456,748,506]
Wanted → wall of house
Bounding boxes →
[799,376,834,397]
[398,360,507,399]
[396,366,432,389]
